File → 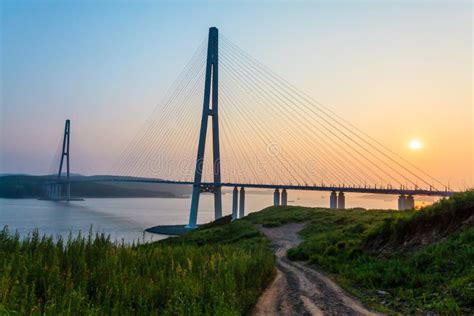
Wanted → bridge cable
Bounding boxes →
[221,40,417,188]
[221,36,443,190]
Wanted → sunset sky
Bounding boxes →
[1,1,472,190]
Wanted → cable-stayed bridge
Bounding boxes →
[45,27,457,228]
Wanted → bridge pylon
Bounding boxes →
[187,27,222,228]
[56,119,71,201]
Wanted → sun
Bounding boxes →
[409,139,423,150]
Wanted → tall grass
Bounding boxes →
[0,221,274,315]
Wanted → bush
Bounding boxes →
[287,247,309,261]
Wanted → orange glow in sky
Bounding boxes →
[1,1,472,190]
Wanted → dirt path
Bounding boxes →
[252,223,382,316]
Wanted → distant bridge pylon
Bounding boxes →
[46,119,71,201]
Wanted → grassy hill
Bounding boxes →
[1,191,472,314]
[245,190,474,314]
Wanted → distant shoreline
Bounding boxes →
[0,174,190,199]
[0,195,190,200]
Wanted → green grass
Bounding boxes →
[0,220,274,315]
[2,192,472,314]
[245,191,474,314]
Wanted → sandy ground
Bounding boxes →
[252,223,382,316]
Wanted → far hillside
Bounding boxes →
[0,175,190,199]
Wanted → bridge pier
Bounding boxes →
[330,191,337,209]
[405,195,415,210]
[239,187,245,218]
[232,186,238,219]
[51,184,59,199]
[337,191,345,209]
[281,189,288,206]
[398,195,406,211]
[273,189,280,207]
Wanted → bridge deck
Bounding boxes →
[48,177,456,197]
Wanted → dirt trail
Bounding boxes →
[252,223,382,316]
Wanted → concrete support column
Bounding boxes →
[273,189,280,207]
[281,189,288,206]
[337,192,345,209]
[239,187,245,218]
[330,191,337,209]
[232,186,238,219]
[398,195,406,211]
[405,195,415,210]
